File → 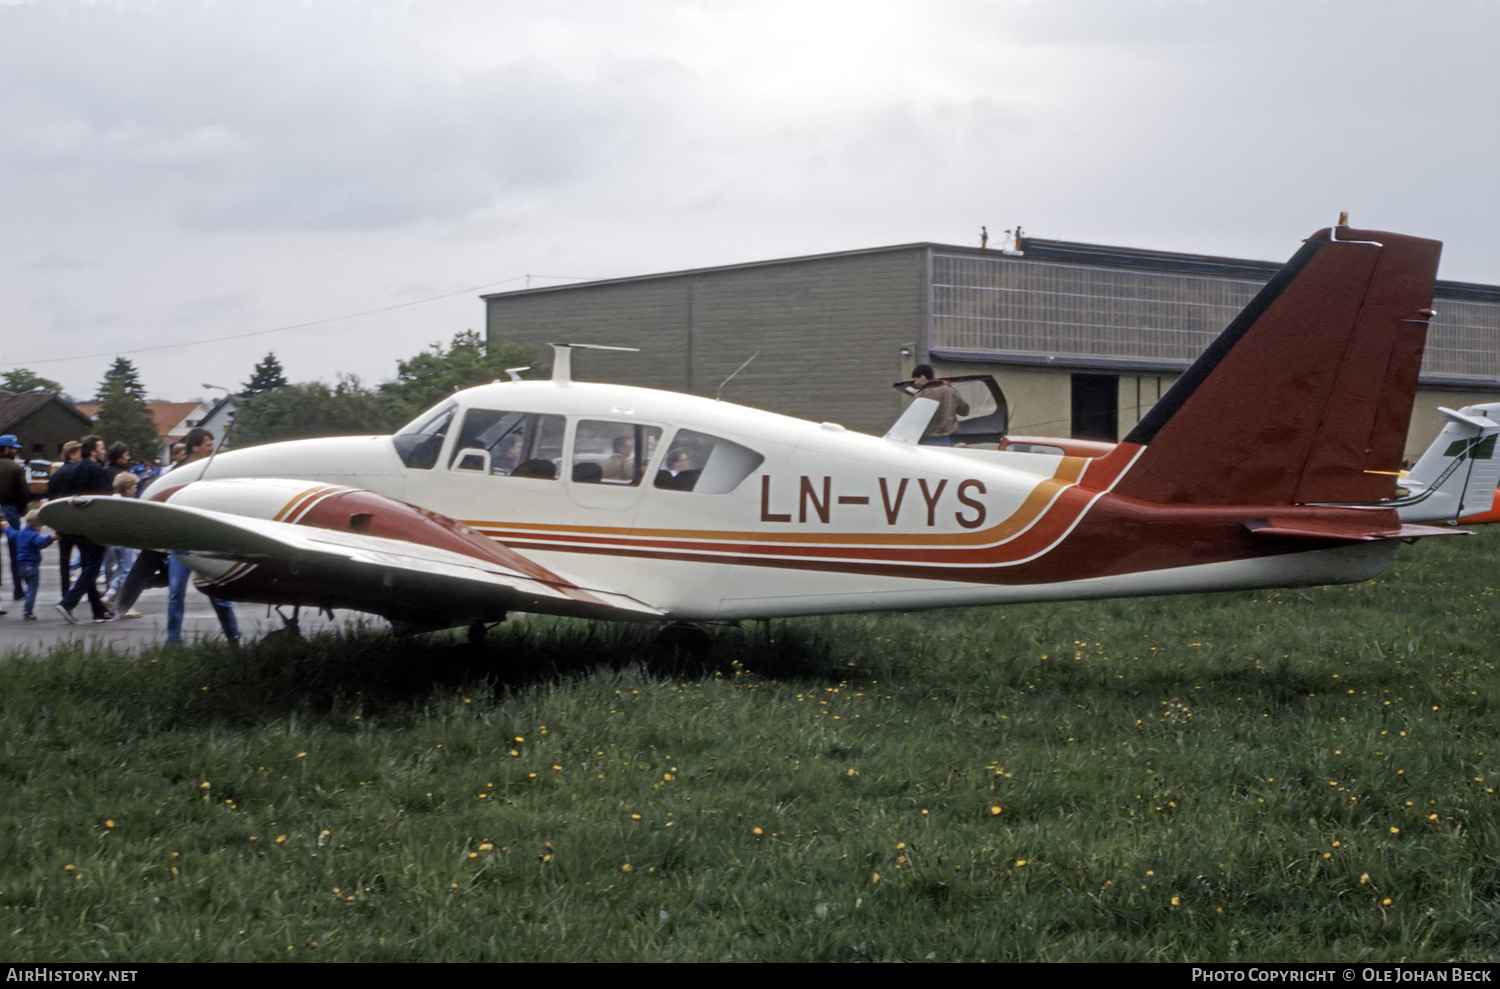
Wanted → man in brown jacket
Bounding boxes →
[910,365,970,446]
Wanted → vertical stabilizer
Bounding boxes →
[1115,226,1441,506]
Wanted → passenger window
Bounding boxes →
[449,409,564,479]
[572,420,662,485]
[654,429,764,494]
[393,401,456,470]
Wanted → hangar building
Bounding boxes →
[482,232,1500,457]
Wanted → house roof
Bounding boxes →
[1,392,92,432]
[73,401,205,441]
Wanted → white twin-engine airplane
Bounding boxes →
[40,223,1481,637]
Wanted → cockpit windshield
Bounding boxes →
[392,400,457,470]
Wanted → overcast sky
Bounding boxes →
[4,0,1496,403]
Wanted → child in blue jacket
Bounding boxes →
[2,511,56,620]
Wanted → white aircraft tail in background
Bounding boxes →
[1395,403,1500,524]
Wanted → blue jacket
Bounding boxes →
[5,526,54,566]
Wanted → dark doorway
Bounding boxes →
[1071,374,1118,441]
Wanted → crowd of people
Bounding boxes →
[0,428,238,644]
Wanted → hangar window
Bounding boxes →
[654,429,764,494]
[449,409,564,479]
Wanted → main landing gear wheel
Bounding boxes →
[262,605,304,643]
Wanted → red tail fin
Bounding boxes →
[1114,225,1441,506]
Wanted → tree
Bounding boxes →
[92,357,161,462]
[230,376,400,447]
[1,368,66,395]
[243,353,288,396]
[377,331,545,423]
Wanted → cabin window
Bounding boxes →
[654,429,764,494]
[571,420,662,485]
[393,400,456,470]
[449,409,564,479]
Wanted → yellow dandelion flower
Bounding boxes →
[1383,897,1393,906]
[104,820,115,828]
[990,805,1003,816]
[871,871,881,883]
[1171,896,1180,907]
[1359,873,1370,884]
[1390,826,1400,835]
[752,827,764,836]
[621,863,633,873]
[276,834,288,844]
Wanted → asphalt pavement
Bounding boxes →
[0,550,362,658]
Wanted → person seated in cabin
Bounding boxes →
[601,436,635,482]
[654,448,701,491]
[510,458,557,480]
[571,461,603,484]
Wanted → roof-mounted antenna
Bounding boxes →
[717,349,762,401]
[548,342,639,385]
[503,366,531,382]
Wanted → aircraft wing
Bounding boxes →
[39,495,665,627]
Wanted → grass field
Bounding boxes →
[2,529,1498,962]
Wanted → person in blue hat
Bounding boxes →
[0,434,27,602]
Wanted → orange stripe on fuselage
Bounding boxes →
[465,445,1141,570]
